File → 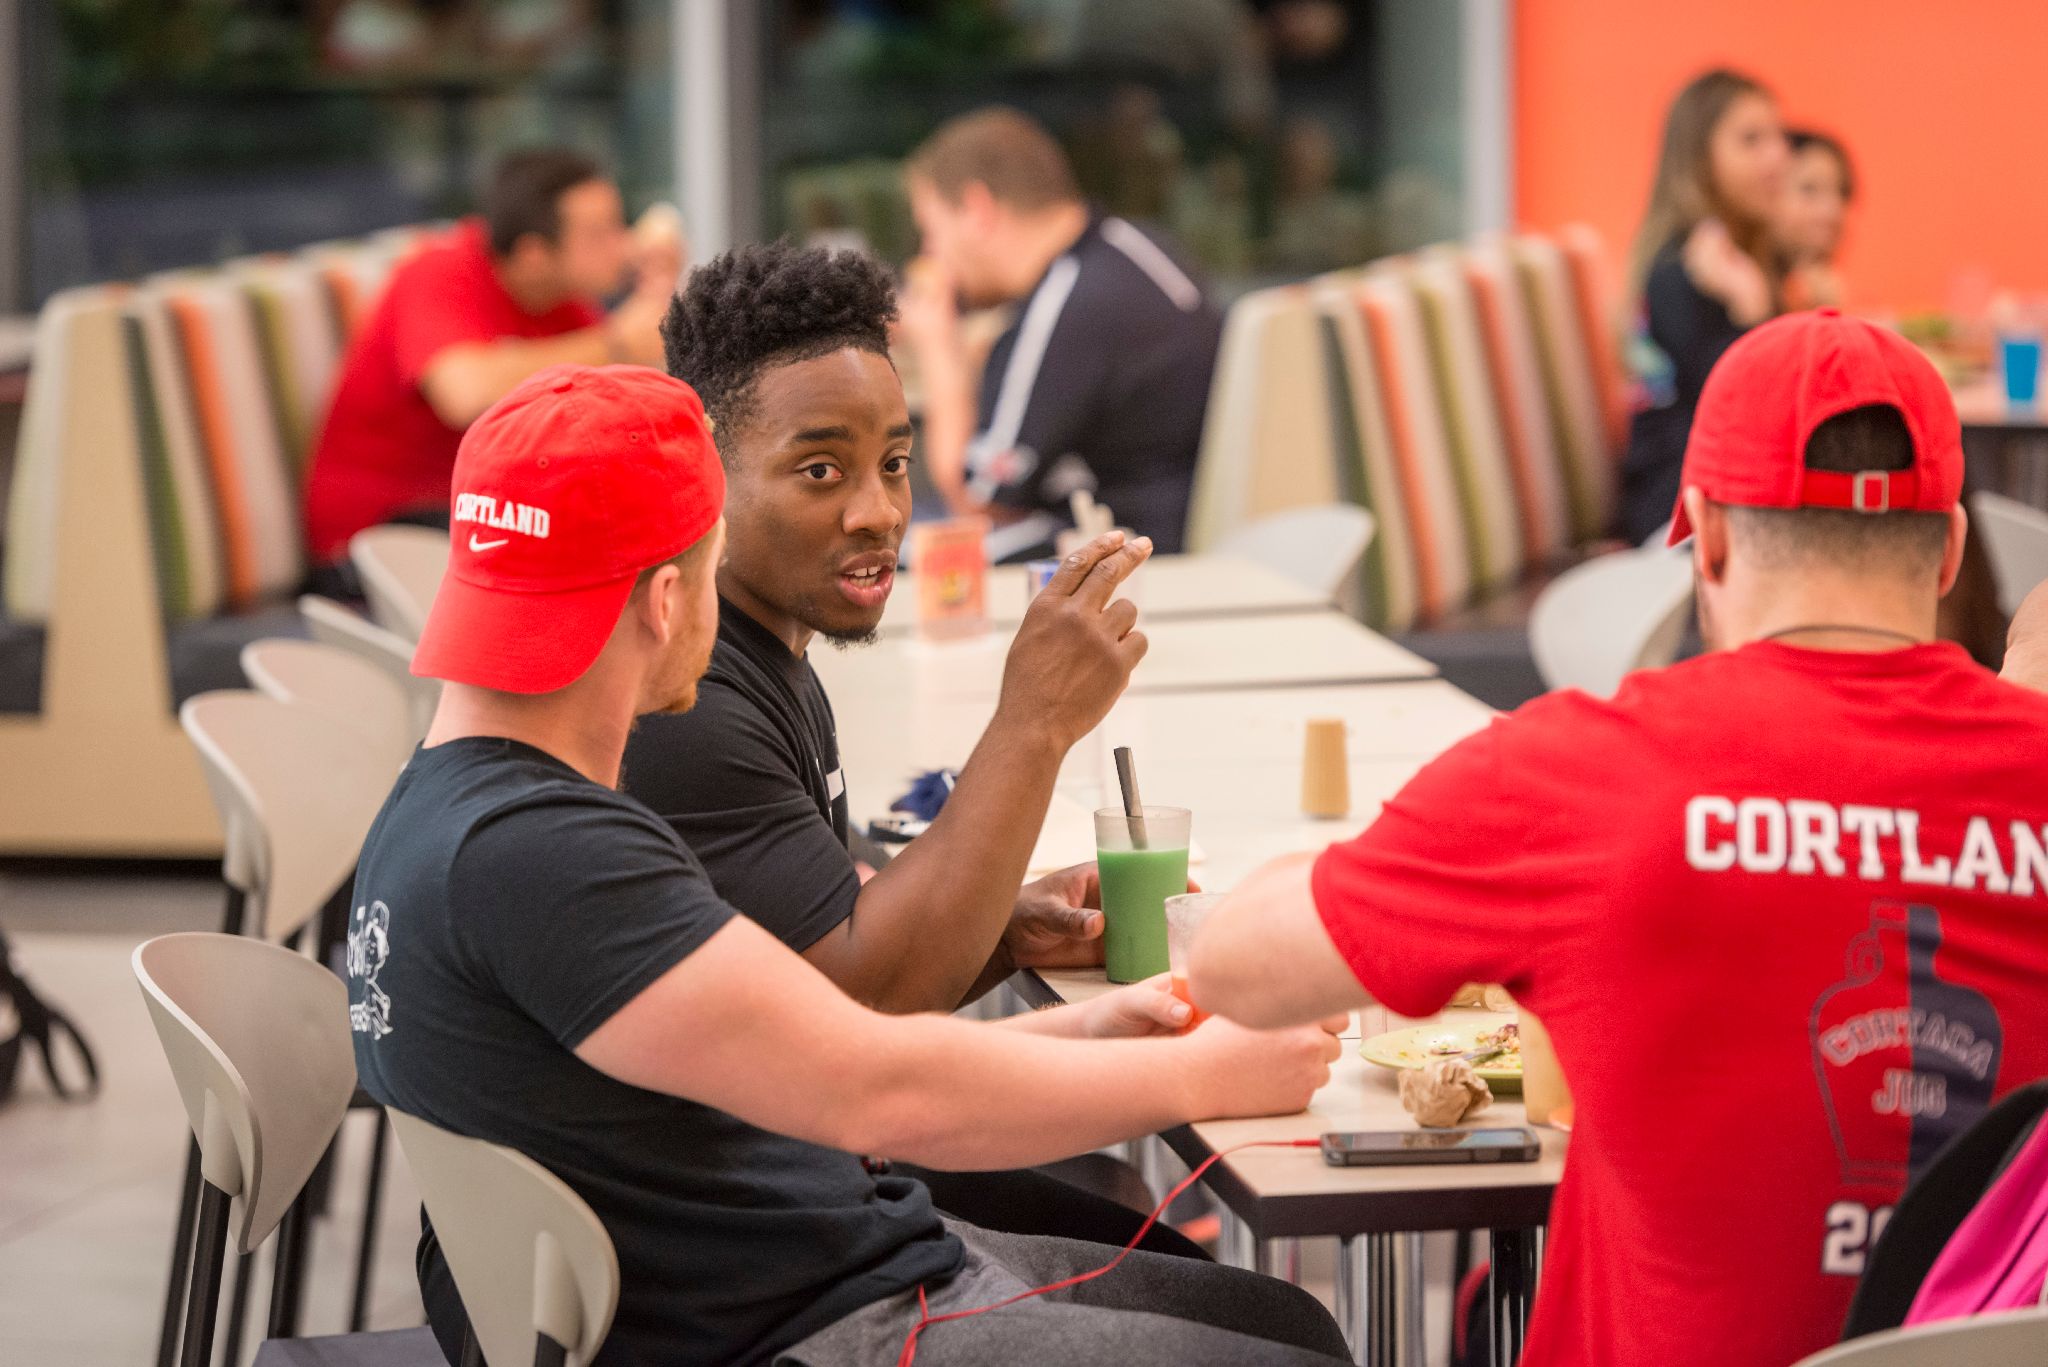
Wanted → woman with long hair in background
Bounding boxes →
[1618,68,1789,543]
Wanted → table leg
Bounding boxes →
[1254,1237,1302,1285]
[1488,1227,1542,1366]
[1218,1207,1255,1270]
[1336,1233,1419,1366]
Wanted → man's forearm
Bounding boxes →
[835,714,1067,1013]
[843,1013,1203,1169]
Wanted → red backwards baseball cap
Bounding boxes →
[1667,309,1963,544]
[412,364,724,693]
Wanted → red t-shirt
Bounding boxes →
[1313,641,2048,1367]
[302,219,602,562]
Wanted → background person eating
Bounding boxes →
[353,362,1352,1366]
[302,147,679,587]
[622,241,1202,1255]
[1187,311,2048,1367]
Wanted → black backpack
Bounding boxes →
[1843,1079,2048,1337]
[0,926,100,1103]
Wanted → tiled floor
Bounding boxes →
[0,868,1460,1367]
[0,869,425,1367]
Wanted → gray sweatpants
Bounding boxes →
[776,1220,1351,1365]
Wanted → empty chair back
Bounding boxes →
[1186,287,1344,550]
[1514,235,1614,543]
[300,595,441,739]
[1791,1308,2048,1366]
[1310,280,1418,630]
[389,1108,620,1367]
[350,524,449,642]
[1968,491,2048,617]
[1463,240,1573,567]
[133,932,356,1255]
[1358,268,1474,621]
[1216,505,1376,602]
[1409,251,1527,594]
[241,638,418,773]
[1528,545,1695,698]
[179,691,400,941]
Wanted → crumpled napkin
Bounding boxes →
[1400,1058,1492,1127]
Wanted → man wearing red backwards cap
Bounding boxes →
[1187,311,2048,1367]
[348,365,1353,1367]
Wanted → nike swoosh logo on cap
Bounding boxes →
[468,535,509,552]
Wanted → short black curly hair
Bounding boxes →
[662,241,898,462]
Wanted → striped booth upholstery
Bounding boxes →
[0,233,414,855]
[1183,228,1633,699]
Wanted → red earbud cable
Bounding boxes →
[896,1138,1323,1366]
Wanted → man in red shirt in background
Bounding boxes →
[1187,310,2048,1367]
[303,148,677,581]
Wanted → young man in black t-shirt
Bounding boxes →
[626,243,1208,1253]
[351,362,1349,1365]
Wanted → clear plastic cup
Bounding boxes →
[1164,891,1227,1025]
[1094,806,1190,983]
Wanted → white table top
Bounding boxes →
[1027,980,1567,1236]
[814,609,1437,707]
[833,679,1495,887]
[881,553,1332,634]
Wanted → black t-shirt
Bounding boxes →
[1618,242,1751,543]
[621,600,862,949]
[347,736,961,1367]
[967,212,1223,559]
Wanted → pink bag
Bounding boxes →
[1906,1118,2048,1323]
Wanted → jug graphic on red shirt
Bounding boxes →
[1810,901,2003,1185]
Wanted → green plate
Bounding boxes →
[1360,1015,1522,1093]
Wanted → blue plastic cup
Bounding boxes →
[2001,334,2043,409]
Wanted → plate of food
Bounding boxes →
[1360,1016,1523,1093]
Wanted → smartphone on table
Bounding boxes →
[1320,1127,1540,1167]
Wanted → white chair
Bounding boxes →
[1215,505,1377,603]
[241,638,420,769]
[388,1108,621,1367]
[173,690,406,1352]
[350,525,449,642]
[1968,491,2048,617]
[1792,1308,2048,1365]
[134,933,357,1367]
[1528,545,1695,698]
[299,595,441,739]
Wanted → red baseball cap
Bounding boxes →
[1667,308,1963,544]
[412,364,724,693]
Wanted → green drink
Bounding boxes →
[1095,806,1192,983]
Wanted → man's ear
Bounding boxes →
[1936,504,1969,598]
[635,565,683,645]
[1685,488,1729,585]
[960,180,1000,229]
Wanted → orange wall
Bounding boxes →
[1515,1,2048,313]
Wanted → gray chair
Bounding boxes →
[388,1108,620,1367]
[240,638,418,774]
[298,595,440,741]
[349,525,448,643]
[1793,1307,2048,1365]
[1528,544,1695,697]
[135,934,357,1367]
[1215,504,1377,604]
[1969,491,2048,617]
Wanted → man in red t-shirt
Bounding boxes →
[1188,310,2048,1367]
[303,148,678,572]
